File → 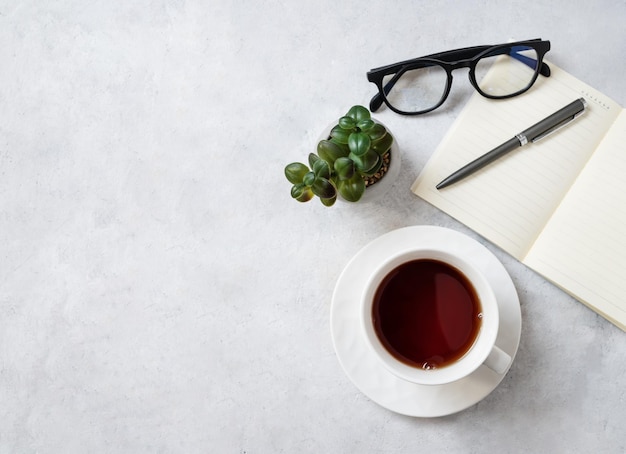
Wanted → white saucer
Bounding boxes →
[330,225,521,417]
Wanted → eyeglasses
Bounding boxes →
[367,39,551,115]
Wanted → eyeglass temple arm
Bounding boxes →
[369,48,550,112]
[509,49,551,77]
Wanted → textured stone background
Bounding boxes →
[1,0,625,452]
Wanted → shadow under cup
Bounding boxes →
[360,249,505,386]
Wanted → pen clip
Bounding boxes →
[531,102,587,143]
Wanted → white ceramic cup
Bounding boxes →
[360,248,511,386]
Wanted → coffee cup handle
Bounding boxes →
[483,345,511,374]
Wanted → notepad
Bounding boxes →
[411,61,626,331]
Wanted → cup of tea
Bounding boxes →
[360,248,511,385]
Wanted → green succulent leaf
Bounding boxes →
[330,125,350,144]
[346,105,370,122]
[338,116,356,130]
[291,183,314,202]
[290,183,305,199]
[308,153,320,168]
[284,162,310,184]
[338,174,366,202]
[317,139,348,164]
[334,156,355,180]
[311,177,336,199]
[329,137,350,151]
[303,171,316,187]
[371,132,393,155]
[362,156,383,176]
[312,158,330,179]
[356,119,375,132]
[350,149,380,173]
[367,123,387,141]
[320,195,337,207]
[348,132,371,157]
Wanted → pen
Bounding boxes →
[436,97,588,190]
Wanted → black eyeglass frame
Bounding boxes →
[367,39,551,115]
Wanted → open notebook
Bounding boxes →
[412,61,626,331]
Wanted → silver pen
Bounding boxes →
[436,98,588,190]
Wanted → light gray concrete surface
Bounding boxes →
[1,1,625,452]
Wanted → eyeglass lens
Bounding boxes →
[381,45,540,114]
[474,45,539,96]
[382,64,448,114]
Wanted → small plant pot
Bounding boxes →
[317,120,401,204]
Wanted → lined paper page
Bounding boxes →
[524,111,626,330]
[412,62,621,259]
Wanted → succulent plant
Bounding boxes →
[285,105,394,207]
